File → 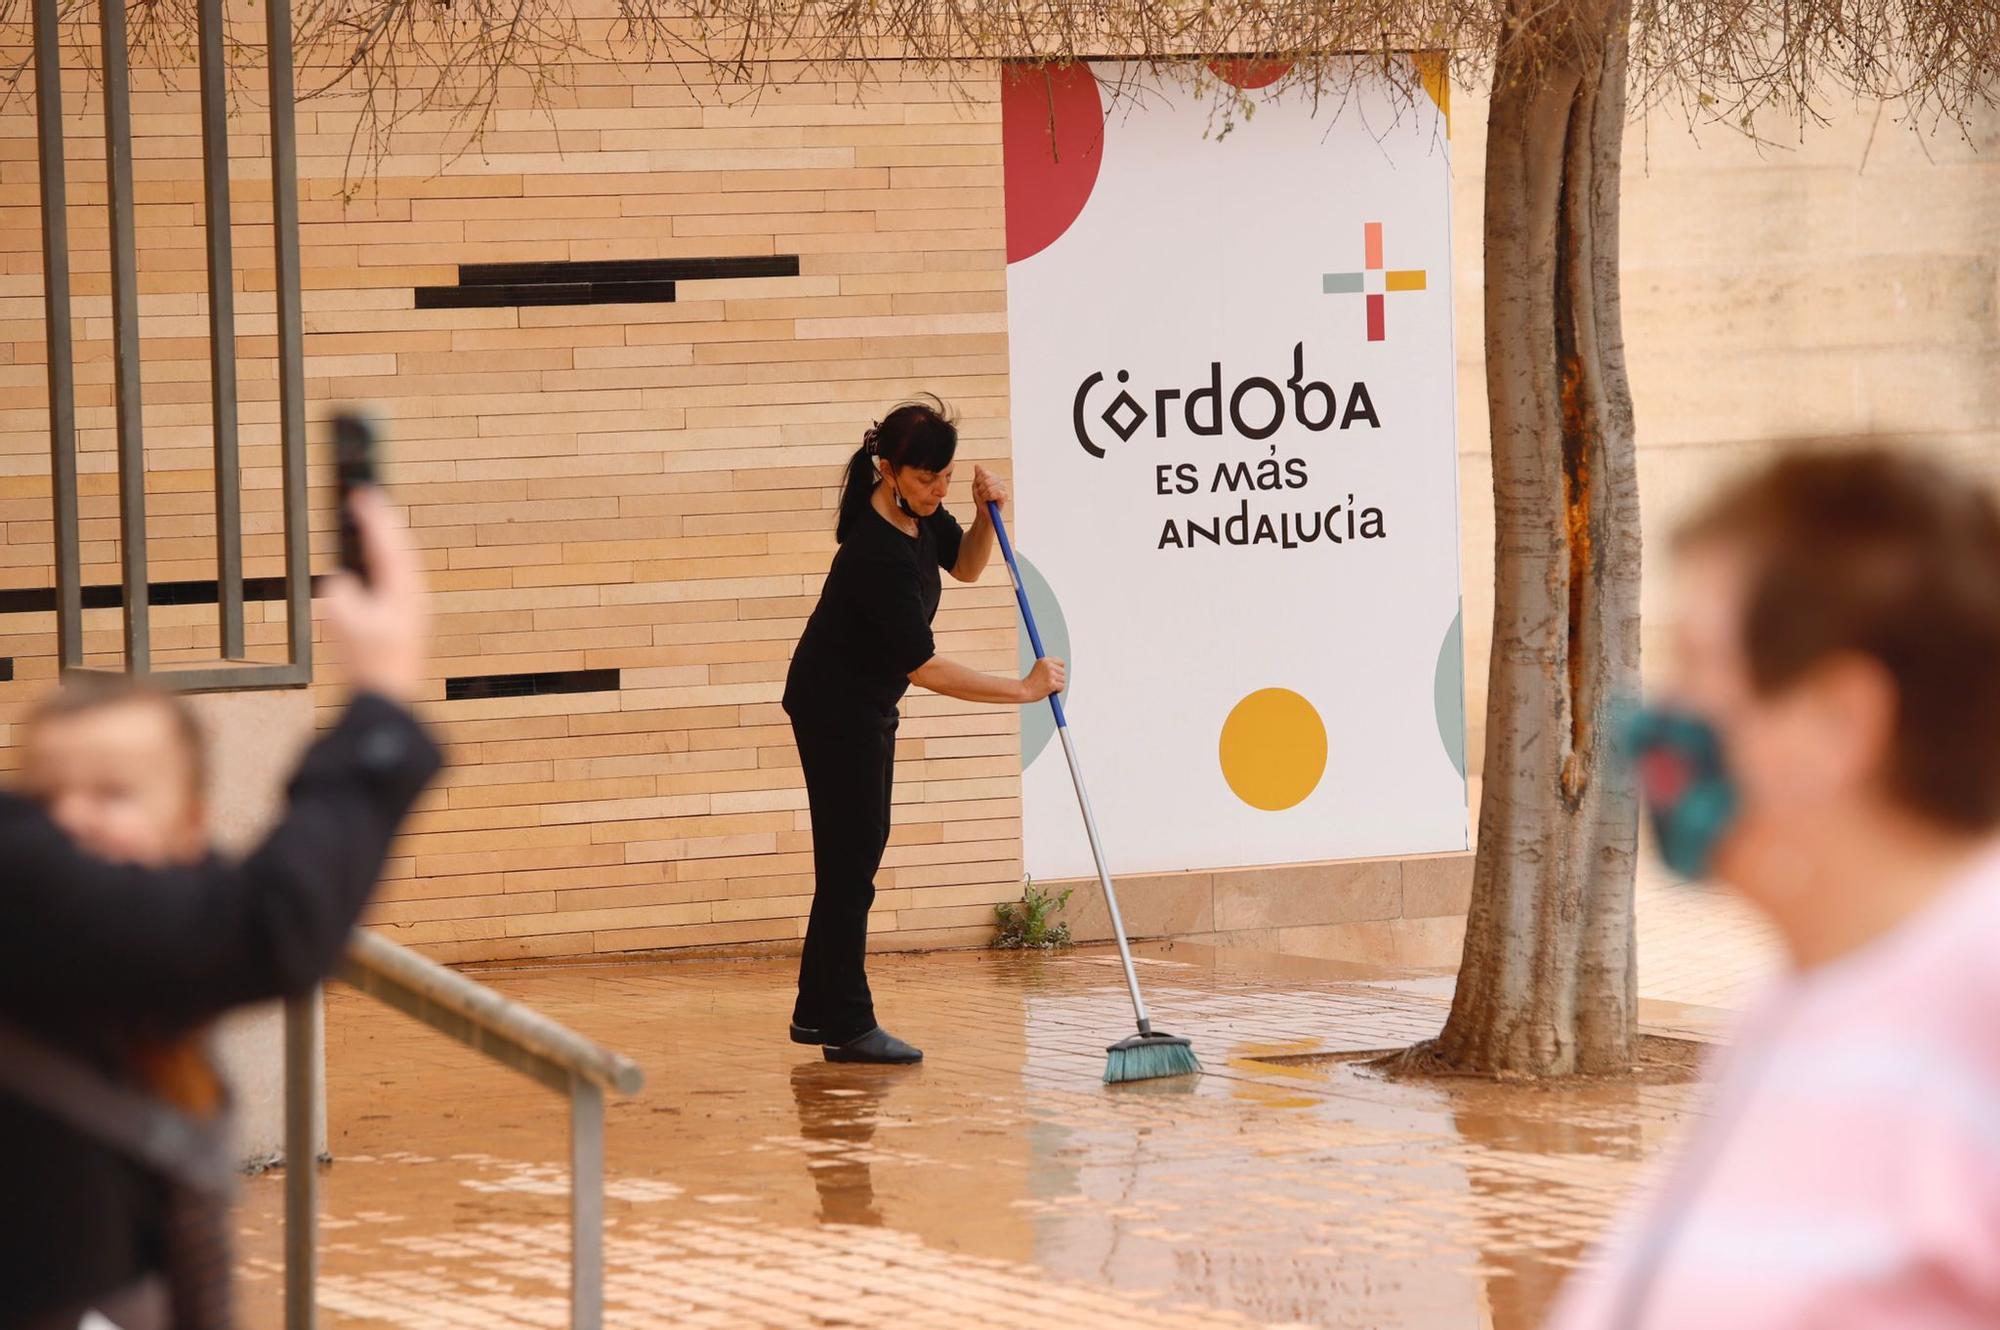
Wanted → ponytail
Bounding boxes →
[835,438,879,544]
[833,397,959,543]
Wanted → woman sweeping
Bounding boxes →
[784,398,1065,1064]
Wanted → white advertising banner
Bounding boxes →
[1002,57,1468,880]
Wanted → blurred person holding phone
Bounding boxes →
[1551,448,2000,1330]
[0,441,437,1328]
[14,678,241,1329]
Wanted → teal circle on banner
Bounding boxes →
[1434,606,1467,777]
[1013,552,1072,770]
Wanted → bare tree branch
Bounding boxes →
[0,0,1989,206]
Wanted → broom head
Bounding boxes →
[1103,1030,1201,1084]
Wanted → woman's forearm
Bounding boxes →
[952,504,997,582]
[910,654,1026,704]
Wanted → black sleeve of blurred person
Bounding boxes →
[0,690,440,1027]
[0,692,437,1325]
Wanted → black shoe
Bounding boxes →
[824,1026,923,1065]
[789,1022,825,1046]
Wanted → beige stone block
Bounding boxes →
[1276,914,1467,969]
[870,924,995,952]
[1620,256,1997,357]
[1054,871,1215,942]
[592,918,797,953]
[1856,163,2000,256]
[1620,166,1862,267]
[1857,350,2000,436]
[187,690,324,1169]
[1634,441,1785,624]
[1402,854,1474,918]
[1187,927,1282,952]
[1629,347,1867,447]
[1698,99,1995,171]
[1398,914,1472,967]
[1212,861,1402,932]
[649,147,855,172]
[1276,919,1398,967]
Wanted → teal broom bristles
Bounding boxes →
[1104,1031,1202,1085]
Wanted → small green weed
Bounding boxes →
[993,879,1073,950]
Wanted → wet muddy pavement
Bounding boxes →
[233,943,1718,1328]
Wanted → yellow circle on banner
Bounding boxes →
[1218,689,1328,811]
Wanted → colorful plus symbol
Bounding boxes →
[1322,222,1427,341]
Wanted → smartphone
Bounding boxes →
[333,409,378,586]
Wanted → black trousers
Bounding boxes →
[790,710,897,1043]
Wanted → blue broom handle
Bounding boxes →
[988,500,1067,729]
[986,499,1153,1033]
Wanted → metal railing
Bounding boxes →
[285,931,645,1329]
[33,0,311,692]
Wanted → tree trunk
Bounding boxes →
[1432,0,1642,1076]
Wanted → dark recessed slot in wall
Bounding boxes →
[0,658,13,682]
[459,255,800,286]
[414,254,800,310]
[0,576,296,616]
[416,280,679,310]
[445,667,621,703]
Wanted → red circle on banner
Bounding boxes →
[1207,58,1293,90]
[1002,63,1106,265]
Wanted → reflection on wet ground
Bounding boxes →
[233,944,1712,1328]
[790,1062,894,1227]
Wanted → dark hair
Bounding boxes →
[24,674,209,796]
[1676,446,2000,831]
[836,396,958,543]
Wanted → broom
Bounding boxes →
[988,500,1201,1085]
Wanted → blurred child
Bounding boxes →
[19,678,233,1330]
[1551,448,2000,1329]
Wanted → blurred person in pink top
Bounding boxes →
[1550,447,2000,1330]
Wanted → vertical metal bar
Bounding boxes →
[571,1077,605,1329]
[265,0,311,674]
[197,0,244,659]
[284,992,318,1330]
[31,0,79,670]
[101,0,149,673]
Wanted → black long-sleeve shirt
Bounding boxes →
[783,505,964,722]
[0,691,441,1325]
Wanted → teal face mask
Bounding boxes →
[1623,705,1741,880]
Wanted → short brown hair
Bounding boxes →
[1677,447,2000,830]
[23,676,209,795]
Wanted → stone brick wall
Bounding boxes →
[0,41,1028,964]
[1451,95,2000,775]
